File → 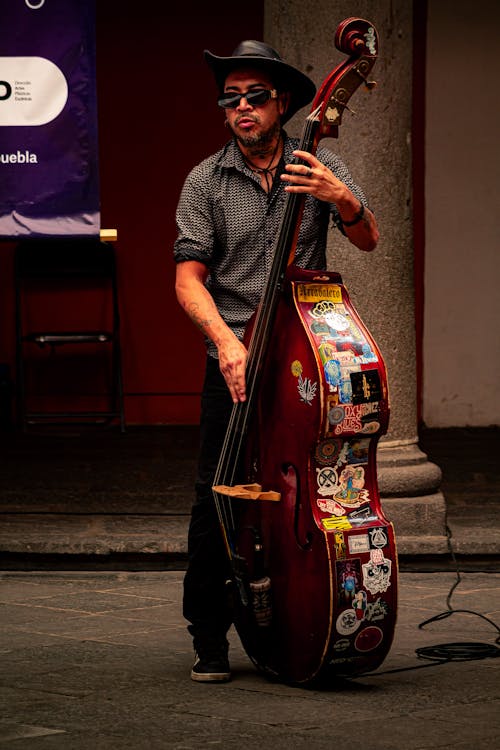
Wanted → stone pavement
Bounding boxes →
[0,569,499,749]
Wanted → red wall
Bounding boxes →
[0,2,263,426]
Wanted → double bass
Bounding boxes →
[212,17,398,685]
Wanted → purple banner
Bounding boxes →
[0,0,100,237]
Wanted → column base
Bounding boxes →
[381,494,448,555]
[377,439,448,555]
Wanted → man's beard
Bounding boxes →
[229,117,281,156]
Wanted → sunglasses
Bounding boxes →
[217,88,278,109]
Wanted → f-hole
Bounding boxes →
[282,463,313,551]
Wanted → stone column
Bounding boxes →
[265,0,447,553]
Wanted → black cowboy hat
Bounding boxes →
[204,40,316,123]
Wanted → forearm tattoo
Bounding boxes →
[186,301,212,332]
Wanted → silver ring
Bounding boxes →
[306,168,313,178]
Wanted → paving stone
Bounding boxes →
[0,571,498,749]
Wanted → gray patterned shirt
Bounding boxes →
[174,134,367,358]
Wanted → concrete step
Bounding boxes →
[0,426,498,566]
[0,513,189,556]
[1,506,498,562]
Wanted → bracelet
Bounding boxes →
[341,202,365,227]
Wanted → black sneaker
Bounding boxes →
[191,638,231,683]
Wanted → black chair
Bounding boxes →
[14,238,125,432]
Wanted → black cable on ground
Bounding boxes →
[356,519,499,678]
[415,521,500,662]
[415,641,499,662]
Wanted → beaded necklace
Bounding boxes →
[241,135,282,193]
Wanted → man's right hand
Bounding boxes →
[218,337,248,403]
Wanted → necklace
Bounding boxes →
[242,136,282,192]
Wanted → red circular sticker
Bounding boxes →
[354,626,383,652]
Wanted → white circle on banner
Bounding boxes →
[0,57,68,126]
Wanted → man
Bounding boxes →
[174,40,379,683]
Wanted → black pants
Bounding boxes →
[182,355,234,639]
